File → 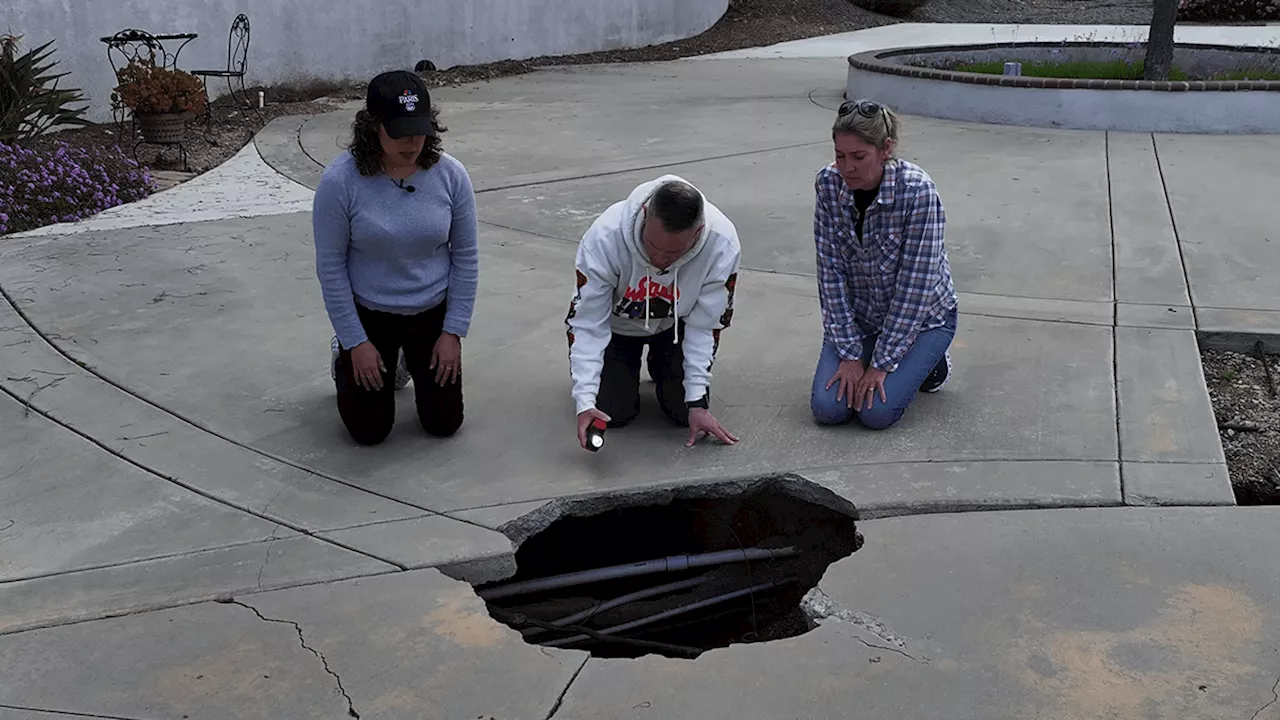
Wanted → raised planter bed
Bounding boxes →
[847,41,1280,133]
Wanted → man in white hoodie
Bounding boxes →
[566,175,742,449]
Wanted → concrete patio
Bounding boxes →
[1,24,1278,720]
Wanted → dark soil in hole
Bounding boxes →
[1202,347,1280,505]
[473,476,862,659]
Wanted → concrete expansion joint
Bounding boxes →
[222,599,360,719]
[0,703,153,720]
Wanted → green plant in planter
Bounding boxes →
[0,34,90,142]
[114,58,207,117]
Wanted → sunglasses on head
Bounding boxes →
[838,99,884,118]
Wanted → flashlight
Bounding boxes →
[585,417,607,452]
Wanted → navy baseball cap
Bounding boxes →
[366,70,436,138]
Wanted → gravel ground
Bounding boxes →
[1202,348,1280,505]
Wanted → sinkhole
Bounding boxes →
[471,475,863,660]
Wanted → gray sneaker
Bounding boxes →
[331,336,411,390]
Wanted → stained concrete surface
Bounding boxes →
[0,571,587,720]
[554,507,1280,720]
[0,536,395,636]
[1158,134,1280,334]
[3,509,1274,719]
[0,601,364,718]
[0,217,1123,512]
[315,514,515,573]
[0,390,280,581]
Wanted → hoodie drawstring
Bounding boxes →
[671,265,680,345]
[641,264,680,345]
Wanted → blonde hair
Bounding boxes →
[833,99,901,158]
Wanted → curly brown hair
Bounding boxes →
[347,106,448,176]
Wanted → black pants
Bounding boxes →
[334,302,463,446]
[598,323,702,428]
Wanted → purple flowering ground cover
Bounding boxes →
[0,141,155,236]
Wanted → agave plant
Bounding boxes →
[0,34,91,142]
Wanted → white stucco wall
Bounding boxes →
[6,0,728,123]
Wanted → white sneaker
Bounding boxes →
[330,335,340,381]
[393,349,411,390]
[920,350,952,393]
[331,336,412,390]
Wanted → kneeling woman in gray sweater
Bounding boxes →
[312,70,479,445]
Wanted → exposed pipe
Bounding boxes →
[478,546,798,601]
[542,576,800,648]
[488,607,703,658]
[525,576,709,637]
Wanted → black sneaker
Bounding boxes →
[920,351,951,393]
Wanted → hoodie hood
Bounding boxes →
[618,174,711,341]
[622,174,711,274]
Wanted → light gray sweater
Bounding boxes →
[312,150,479,349]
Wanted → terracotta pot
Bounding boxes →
[136,112,188,144]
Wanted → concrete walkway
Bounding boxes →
[2,24,1279,719]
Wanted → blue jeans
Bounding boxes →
[810,310,957,430]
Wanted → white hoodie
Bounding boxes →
[565,175,742,415]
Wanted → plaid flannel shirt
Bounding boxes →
[813,159,957,373]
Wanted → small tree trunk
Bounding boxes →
[1143,0,1181,81]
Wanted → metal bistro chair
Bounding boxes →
[190,13,262,125]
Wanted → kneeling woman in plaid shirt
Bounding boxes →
[810,99,959,430]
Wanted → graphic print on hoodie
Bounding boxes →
[565,174,742,416]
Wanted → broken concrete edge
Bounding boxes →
[496,472,862,550]
[435,473,864,589]
[854,495,1124,521]
[1196,329,1280,355]
[1124,493,1237,508]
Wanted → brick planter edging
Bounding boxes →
[848,42,1280,92]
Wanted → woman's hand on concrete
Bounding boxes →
[826,358,866,409]
[431,332,462,385]
[855,367,889,411]
[351,341,386,391]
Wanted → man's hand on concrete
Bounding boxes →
[577,408,611,449]
[686,407,738,447]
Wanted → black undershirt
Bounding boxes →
[852,186,879,242]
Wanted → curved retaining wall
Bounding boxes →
[847,42,1280,133]
[5,0,728,123]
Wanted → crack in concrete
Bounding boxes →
[226,600,361,718]
[257,486,291,588]
[0,702,155,720]
[544,656,589,720]
[801,588,929,664]
[256,528,282,589]
[845,630,930,665]
[1251,672,1280,720]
